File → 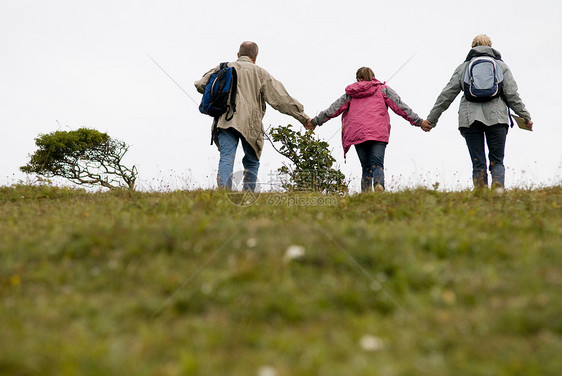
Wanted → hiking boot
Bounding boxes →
[374,184,385,192]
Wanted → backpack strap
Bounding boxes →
[225,66,237,121]
[508,108,514,128]
[210,117,218,145]
[501,93,515,128]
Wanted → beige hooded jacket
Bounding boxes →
[195,56,308,158]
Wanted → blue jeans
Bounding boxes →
[460,121,508,188]
[217,128,260,191]
[354,141,387,192]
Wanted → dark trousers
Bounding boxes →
[354,140,387,192]
[460,121,508,188]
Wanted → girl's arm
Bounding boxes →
[312,94,350,126]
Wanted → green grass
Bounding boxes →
[1,184,561,375]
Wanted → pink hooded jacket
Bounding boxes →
[313,78,422,156]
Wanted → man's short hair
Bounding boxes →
[239,41,259,59]
[472,34,492,48]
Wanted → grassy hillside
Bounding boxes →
[1,185,561,376]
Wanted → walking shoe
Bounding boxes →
[491,182,505,196]
[374,184,385,192]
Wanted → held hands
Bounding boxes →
[304,118,316,131]
[304,117,432,132]
[417,119,534,132]
[420,119,433,132]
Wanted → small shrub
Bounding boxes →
[269,124,347,194]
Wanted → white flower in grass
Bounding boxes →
[257,365,278,376]
[201,283,213,295]
[360,334,384,352]
[283,245,305,263]
[246,237,257,248]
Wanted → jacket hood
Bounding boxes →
[465,46,502,61]
[345,78,384,98]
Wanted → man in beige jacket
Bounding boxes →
[195,41,309,191]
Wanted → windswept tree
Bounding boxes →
[21,128,137,190]
[269,124,347,194]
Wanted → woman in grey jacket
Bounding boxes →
[424,35,533,189]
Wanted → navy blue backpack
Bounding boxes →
[199,62,237,144]
[199,63,237,143]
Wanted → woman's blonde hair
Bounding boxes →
[472,34,492,47]
[356,67,375,81]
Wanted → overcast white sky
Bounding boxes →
[1,0,561,192]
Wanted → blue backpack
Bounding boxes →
[199,62,238,120]
[463,56,503,102]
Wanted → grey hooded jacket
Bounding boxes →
[427,46,531,128]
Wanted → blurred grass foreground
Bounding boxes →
[1,184,561,375]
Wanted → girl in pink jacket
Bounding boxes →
[309,67,425,192]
